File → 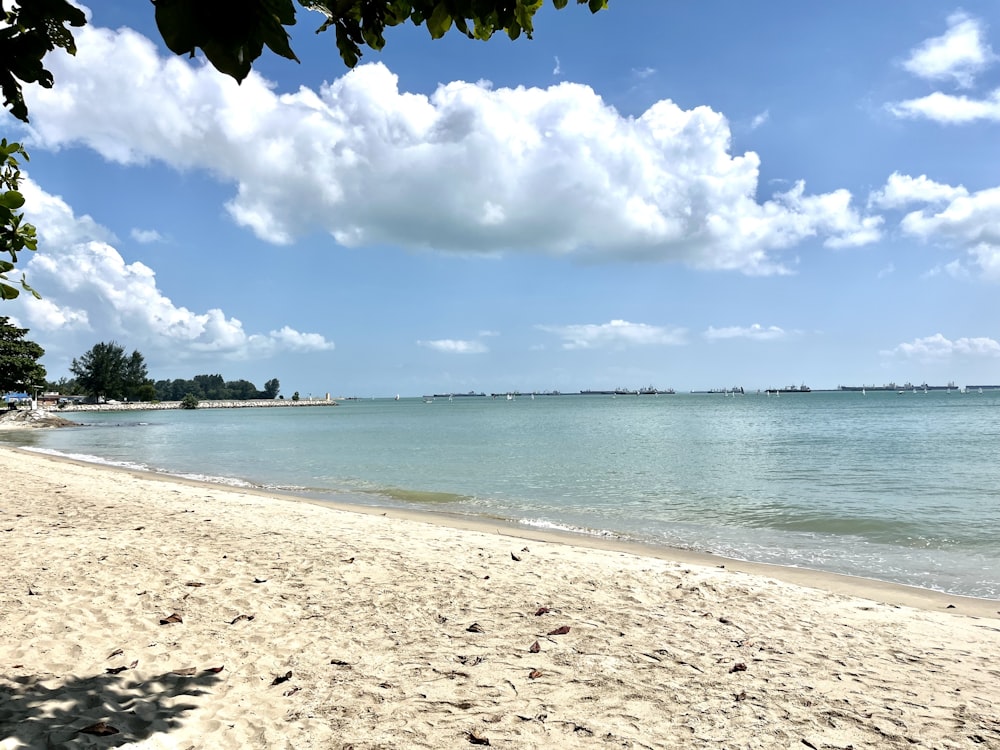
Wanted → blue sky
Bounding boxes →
[6,1,1000,396]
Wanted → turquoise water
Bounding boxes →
[4,391,999,598]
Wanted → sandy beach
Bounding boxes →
[1,446,998,749]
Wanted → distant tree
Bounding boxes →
[291,391,300,401]
[226,378,259,399]
[0,316,45,392]
[69,341,148,401]
[180,392,199,409]
[0,140,39,300]
[263,378,280,399]
[123,349,152,400]
[48,375,80,395]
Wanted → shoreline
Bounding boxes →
[2,445,999,748]
[9,445,999,617]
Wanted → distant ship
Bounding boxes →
[765,384,811,394]
[839,382,958,392]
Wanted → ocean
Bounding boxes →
[3,390,998,599]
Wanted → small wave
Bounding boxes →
[25,447,154,473]
[518,517,625,539]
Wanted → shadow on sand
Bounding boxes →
[0,666,223,746]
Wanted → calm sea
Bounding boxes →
[4,391,999,599]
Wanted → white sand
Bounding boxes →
[1,446,997,749]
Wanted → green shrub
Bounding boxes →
[180,393,199,409]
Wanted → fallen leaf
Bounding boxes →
[79,722,119,736]
[511,552,521,562]
[521,547,530,552]
[134,526,145,531]
[730,663,748,673]
[330,659,350,666]
[342,557,355,564]
[185,581,205,588]
[105,666,129,675]
[466,622,485,633]
[159,613,183,625]
[529,641,540,653]
[229,614,254,624]
[466,730,491,746]
[735,690,748,702]
[547,625,570,636]
[283,686,300,697]
[534,607,551,617]
[107,648,124,659]
[253,577,267,584]
[271,671,293,686]
[528,670,543,679]
[204,665,225,673]
[172,667,197,676]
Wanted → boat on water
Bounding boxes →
[690,386,744,395]
[839,381,958,392]
[765,384,810,394]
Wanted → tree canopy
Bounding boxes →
[2,0,608,124]
[0,139,38,300]
[69,341,153,402]
[155,0,609,81]
[154,373,281,401]
[0,315,45,393]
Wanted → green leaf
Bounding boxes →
[427,3,453,39]
[0,190,25,210]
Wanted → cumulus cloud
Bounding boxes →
[703,323,786,341]
[870,174,1000,279]
[22,23,880,276]
[883,333,1000,359]
[537,319,686,350]
[417,339,488,354]
[901,12,996,88]
[15,178,333,367]
[868,172,969,210]
[750,110,770,130]
[888,89,1000,124]
[131,227,165,243]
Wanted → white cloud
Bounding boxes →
[537,319,687,350]
[868,172,968,210]
[632,67,656,79]
[876,263,895,279]
[883,333,1000,359]
[16,178,333,369]
[417,339,488,354]
[870,174,1000,280]
[901,12,996,88]
[22,23,880,276]
[131,227,165,243]
[888,89,1000,124]
[704,323,786,341]
[552,56,562,76]
[750,110,770,129]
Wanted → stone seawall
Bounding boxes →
[53,399,338,412]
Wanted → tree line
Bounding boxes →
[1,318,280,403]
